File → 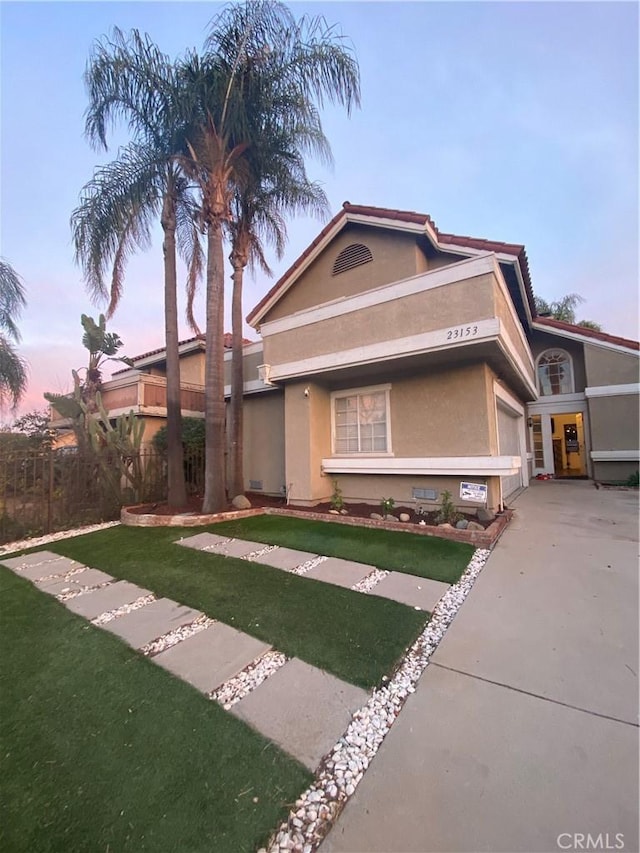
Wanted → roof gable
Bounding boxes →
[247,202,536,328]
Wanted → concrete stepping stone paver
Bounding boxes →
[0,550,68,572]
[10,557,84,581]
[249,546,319,571]
[154,622,271,693]
[36,578,83,596]
[231,658,368,771]
[34,567,114,589]
[102,598,203,648]
[178,534,267,559]
[64,580,152,619]
[177,532,232,550]
[371,571,449,611]
[306,557,375,589]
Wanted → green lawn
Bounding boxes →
[0,568,312,853]
[46,525,427,690]
[214,514,474,584]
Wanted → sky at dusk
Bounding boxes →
[1,1,638,419]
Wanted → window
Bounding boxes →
[332,385,391,454]
[332,243,373,276]
[537,349,574,396]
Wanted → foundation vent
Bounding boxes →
[249,480,263,491]
[332,243,373,276]
[412,487,438,501]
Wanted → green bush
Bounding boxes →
[626,470,639,488]
[436,490,462,525]
[380,496,395,515]
[330,480,344,511]
[152,418,205,453]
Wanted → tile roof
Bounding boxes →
[246,201,535,325]
[112,332,255,376]
[533,317,639,351]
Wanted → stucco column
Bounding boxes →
[284,381,332,505]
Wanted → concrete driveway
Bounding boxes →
[322,481,639,853]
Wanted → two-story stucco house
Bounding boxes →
[65,202,638,514]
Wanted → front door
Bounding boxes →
[529,412,587,477]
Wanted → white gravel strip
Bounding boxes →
[262,548,491,853]
[209,650,289,710]
[140,614,216,657]
[290,555,328,576]
[38,565,86,583]
[201,539,232,551]
[91,594,157,626]
[242,545,279,561]
[56,582,112,602]
[0,521,121,557]
[350,568,389,593]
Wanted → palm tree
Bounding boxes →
[0,259,28,411]
[75,29,204,509]
[226,137,329,497]
[183,0,360,513]
[534,292,602,331]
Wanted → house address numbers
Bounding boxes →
[446,324,479,341]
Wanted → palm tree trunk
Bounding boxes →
[228,260,245,497]
[202,221,227,513]
[161,187,187,509]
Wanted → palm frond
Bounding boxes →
[0,333,28,410]
[0,259,27,342]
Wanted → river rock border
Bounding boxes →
[260,547,491,853]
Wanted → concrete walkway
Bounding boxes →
[322,481,639,853]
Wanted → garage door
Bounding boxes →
[497,403,523,499]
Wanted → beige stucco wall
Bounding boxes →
[241,391,286,495]
[284,381,332,503]
[529,330,587,393]
[263,226,425,323]
[264,273,496,367]
[584,345,639,386]
[588,396,639,453]
[390,364,492,456]
[327,473,499,513]
[592,461,638,483]
[493,284,534,383]
[283,364,506,509]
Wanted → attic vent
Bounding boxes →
[332,243,373,276]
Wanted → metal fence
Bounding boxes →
[0,447,205,545]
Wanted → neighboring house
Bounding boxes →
[50,202,640,512]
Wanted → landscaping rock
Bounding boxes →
[384,514,398,522]
[456,519,469,530]
[328,509,340,515]
[399,513,411,523]
[438,523,454,529]
[232,494,251,510]
[340,509,349,515]
[370,513,383,520]
[467,521,484,531]
[477,508,496,523]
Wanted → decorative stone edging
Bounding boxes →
[351,569,389,594]
[121,506,265,527]
[56,581,112,602]
[260,547,491,853]
[266,508,512,549]
[92,594,157,626]
[121,502,512,549]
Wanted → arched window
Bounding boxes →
[332,243,373,276]
[536,349,574,396]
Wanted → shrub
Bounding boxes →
[330,480,344,511]
[436,490,462,525]
[626,470,639,488]
[152,418,205,453]
[380,496,395,515]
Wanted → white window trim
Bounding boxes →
[536,348,575,397]
[330,383,393,456]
